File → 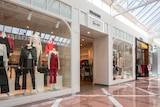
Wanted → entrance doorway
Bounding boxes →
[80,25,108,87]
[80,35,93,87]
[135,38,149,79]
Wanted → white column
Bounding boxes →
[107,25,113,85]
[71,7,80,93]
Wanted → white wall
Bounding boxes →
[152,48,160,76]
[61,0,149,43]
[93,35,109,85]
[71,8,80,93]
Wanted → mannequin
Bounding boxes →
[29,34,42,72]
[0,44,9,95]
[48,46,60,90]
[19,44,37,94]
[0,31,11,57]
[117,54,124,76]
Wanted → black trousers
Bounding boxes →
[22,68,35,89]
[0,56,9,93]
[15,68,22,90]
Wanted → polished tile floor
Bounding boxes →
[15,76,160,107]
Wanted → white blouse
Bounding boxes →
[0,44,8,67]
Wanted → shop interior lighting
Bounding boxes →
[27,11,32,20]
[26,26,29,29]
[87,31,90,34]
[55,20,60,28]
[82,39,84,41]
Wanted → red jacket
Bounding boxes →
[8,37,14,53]
[45,41,55,55]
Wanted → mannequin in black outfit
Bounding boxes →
[19,44,37,92]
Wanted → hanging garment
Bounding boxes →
[0,44,9,93]
[7,36,14,53]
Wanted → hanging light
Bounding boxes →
[55,20,60,28]
[27,11,32,20]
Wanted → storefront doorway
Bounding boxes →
[135,38,149,79]
[80,25,108,87]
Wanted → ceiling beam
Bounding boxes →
[113,0,158,17]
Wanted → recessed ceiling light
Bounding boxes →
[87,32,90,34]
[51,31,53,34]
[26,26,29,28]
[82,39,84,41]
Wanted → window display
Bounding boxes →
[0,1,71,100]
[113,39,133,80]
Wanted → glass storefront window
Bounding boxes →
[32,0,46,9]
[60,2,71,19]
[0,1,71,100]
[20,0,31,4]
[48,0,60,14]
[113,39,133,80]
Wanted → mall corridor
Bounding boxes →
[15,76,160,107]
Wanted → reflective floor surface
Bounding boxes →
[14,76,160,107]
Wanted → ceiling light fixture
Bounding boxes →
[87,32,90,34]
[55,20,60,28]
[27,11,32,20]
[26,26,29,28]
[82,39,84,41]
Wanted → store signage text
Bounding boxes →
[93,20,100,27]
[88,15,104,32]
[89,10,101,18]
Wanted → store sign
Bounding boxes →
[140,43,148,49]
[88,15,104,32]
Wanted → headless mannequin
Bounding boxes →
[20,44,37,94]
[48,48,60,90]
[29,34,42,73]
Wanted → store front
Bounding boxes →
[135,38,149,79]
[0,1,73,106]
[111,27,135,84]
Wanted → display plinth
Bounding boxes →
[35,73,44,91]
[55,75,63,89]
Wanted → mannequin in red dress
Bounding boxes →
[48,46,60,90]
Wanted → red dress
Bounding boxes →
[49,52,58,84]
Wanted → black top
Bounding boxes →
[0,37,11,57]
[19,45,37,68]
